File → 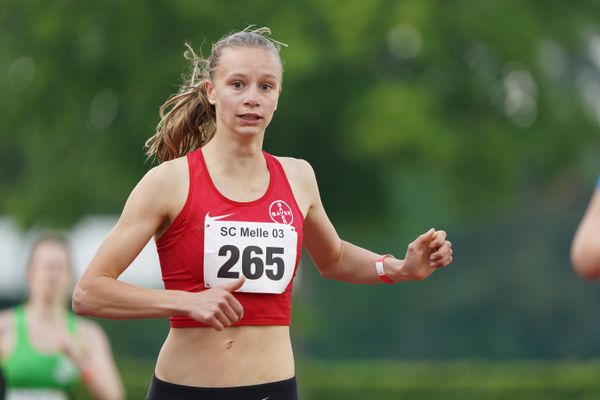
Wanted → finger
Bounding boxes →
[227,295,244,320]
[220,301,241,324]
[221,276,246,292]
[430,231,447,248]
[430,242,452,261]
[214,309,233,328]
[207,315,225,331]
[431,255,453,268]
[419,228,435,241]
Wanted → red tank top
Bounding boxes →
[156,148,304,327]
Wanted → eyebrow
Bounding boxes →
[227,72,280,81]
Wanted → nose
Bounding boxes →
[243,86,260,108]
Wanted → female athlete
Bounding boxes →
[73,27,453,400]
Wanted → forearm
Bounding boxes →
[73,276,188,319]
[64,334,125,400]
[315,240,402,284]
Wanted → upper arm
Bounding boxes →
[80,158,187,281]
[572,189,600,279]
[280,158,342,270]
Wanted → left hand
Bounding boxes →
[59,334,90,372]
[389,228,453,281]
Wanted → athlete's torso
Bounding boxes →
[156,148,305,328]
[2,306,80,399]
[154,148,311,386]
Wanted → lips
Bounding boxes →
[239,113,262,120]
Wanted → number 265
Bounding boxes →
[217,245,285,280]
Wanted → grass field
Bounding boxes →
[74,359,600,399]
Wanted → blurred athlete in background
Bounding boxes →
[0,234,124,400]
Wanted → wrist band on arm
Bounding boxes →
[375,254,395,284]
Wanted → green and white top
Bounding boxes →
[2,306,80,399]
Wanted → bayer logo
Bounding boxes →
[269,200,293,224]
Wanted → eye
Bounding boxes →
[260,83,273,91]
[232,81,244,89]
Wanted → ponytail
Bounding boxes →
[145,44,215,163]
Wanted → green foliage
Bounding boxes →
[2,0,598,227]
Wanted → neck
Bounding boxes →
[25,296,67,322]
[202,132,266,174]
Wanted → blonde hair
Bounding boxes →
[145,26,286,163]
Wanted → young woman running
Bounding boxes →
[72,27,453,400]
[0,234,124,400]
[572,175,600,279]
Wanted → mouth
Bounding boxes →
[238,113,262,121]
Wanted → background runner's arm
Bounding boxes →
[572,188,600,279]
[62,320,125,400]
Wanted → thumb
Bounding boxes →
[416,228,435,244]
[221,276,246,292]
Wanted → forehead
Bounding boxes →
[215,47,282,80]
[31,241,69,264]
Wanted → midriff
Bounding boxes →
[154,325,294,387]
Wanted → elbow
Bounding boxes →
[72,282,100,316]
[316,258,341,280]
[318,266,336,280]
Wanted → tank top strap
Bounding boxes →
[11,305,30,353]
[263,152,303,216]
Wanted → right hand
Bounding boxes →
[186,277,245,330]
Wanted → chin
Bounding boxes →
[235,127,265,137]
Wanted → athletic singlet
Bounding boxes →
[156,148,304,328]
[2,306,80,394]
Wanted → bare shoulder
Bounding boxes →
[128,156,189,214]
[141,156,188,192]
[275,156,317,188]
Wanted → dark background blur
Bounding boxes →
[2,0,600,370]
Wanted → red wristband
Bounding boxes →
[375,254,395,284]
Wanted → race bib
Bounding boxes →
[203,214,298,294]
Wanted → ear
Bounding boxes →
[205,80,217,105]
